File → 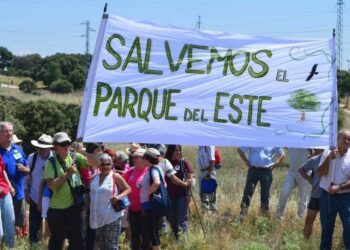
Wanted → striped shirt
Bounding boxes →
[319,149,350,194]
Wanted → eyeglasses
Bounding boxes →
[100,163,111,167]
[58,141,71,147]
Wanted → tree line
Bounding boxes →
[0,46,91,93]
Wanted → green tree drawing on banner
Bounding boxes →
[287,89,320,122]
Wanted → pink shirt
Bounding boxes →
[81,165,100,188]
[123,167,148,211]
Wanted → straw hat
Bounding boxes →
[31,134,53,149]
[125,143,141,155]
[12,134,22,144]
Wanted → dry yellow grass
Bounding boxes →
[0,87,83,105]
[0,74,31,86]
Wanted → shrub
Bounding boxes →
[68,68,86,90]
[19,80,37,94]
[281,231,302,250]
[49,79,74,93]
[15,99,80,152]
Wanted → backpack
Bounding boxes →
[149,166,170,216]
[214,148,222,169]
[48,155,85,207]
[44,156,58,198]
[28,153,38,196]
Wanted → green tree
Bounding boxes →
[42,62,62,86]
[0,47,13,69]
[338,69,350,107]
[12,54,41,71]
[287,89,320,122]
[19,80,37,94]
[68,68,86,90]
[288,89,320,112]
[49,79,74,93]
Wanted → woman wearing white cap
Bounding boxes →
[123,148,150,250]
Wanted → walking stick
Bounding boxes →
[188,182,207,238]
[181,159,207,238]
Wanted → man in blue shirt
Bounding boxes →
[236,147,285,222]
[0,121,29,237]
[197,146,217,212]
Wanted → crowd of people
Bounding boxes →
[0,120,349,250]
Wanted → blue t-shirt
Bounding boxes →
[239,147,284,168]
[0,144,27,200]
[300,154,322,198]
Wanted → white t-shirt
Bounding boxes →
[89,172,123,229]
[26,152,52,204]
[319,149,350,193]
[158,158,176,177]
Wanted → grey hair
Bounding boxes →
[99,153,113,165]
[116,151,129,162]
[338,129,350,138]
[0,121,13,132]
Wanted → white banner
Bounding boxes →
[78,15,337,148]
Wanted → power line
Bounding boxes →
[80,20,95,55]
[336,0,344,69]
[195,15,201,30]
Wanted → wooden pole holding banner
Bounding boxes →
[329,28,338,150]
[77,3,109,140]
[330,28,337,187]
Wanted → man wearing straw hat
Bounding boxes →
[317,129,350,250]
[25,134,53,244]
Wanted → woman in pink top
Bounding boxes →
[123,149,150,250]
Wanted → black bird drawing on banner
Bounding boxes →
[306,64,318,81]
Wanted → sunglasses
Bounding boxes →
[100,163,111,167]
[58,141,71,147]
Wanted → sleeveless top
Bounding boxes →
[89,171,123,229]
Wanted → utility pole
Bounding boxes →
[80,20,95,55]
[195,15,201,30]
[336,0,344,69]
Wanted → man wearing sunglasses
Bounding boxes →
[43,132,100,250]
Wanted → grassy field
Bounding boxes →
[0,86,83,105]
[0,74,82,105]
[0,74,31,86]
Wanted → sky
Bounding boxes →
[1,0,349,70]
